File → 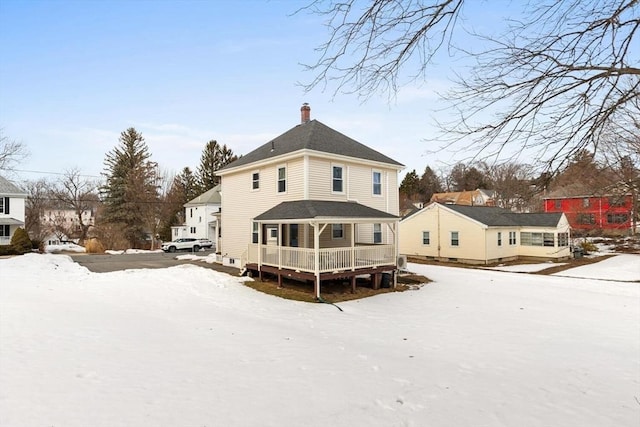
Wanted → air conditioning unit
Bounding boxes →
[397,255,408,270]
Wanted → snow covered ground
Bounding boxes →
[1,253,638,426]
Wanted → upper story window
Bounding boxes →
[372,171,382,195]
[252,172,260,190]
[332,165,343,193]
[554,199,561,210]
[277,166,286,193]
[608,197,625,207]
[373,223,382,244]
[0,197,8,214]
[582,198,590,207]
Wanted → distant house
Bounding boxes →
[543,192,635,234]
[0,176,27,245]
[400,202,571,264]
[170,184,221,249]
[41,207,96,245]
[215,104,403,296]
[430,189,496,206]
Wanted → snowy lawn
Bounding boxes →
[1,253,638,427]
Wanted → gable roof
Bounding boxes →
[442,203,563,227]
[218,120,403,172]
[254,200,398,222]
[0,176,26,196]
[184,184,221,207]
[430,189,495,206]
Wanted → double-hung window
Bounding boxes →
[332,165,343,193]
[332,224,344,239]
[497,232,502,246]
[509,231,516,245]
[372,171,382,195]
[252,172,260,190]
[252,222,259,244]
[451,231,459,246]
[277,166,286,193]
[373,224,382,244]
[422,231,430,245]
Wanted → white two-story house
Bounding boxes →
[170,184,221,250]
[0,176,27,245]
[216,105,404,296]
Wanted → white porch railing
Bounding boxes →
[247,244,395,273]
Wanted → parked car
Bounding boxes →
[161,238,207,253]
[198,238,214,249]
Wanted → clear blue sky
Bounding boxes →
[0,0,504,183]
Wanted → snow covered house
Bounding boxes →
[170,184,221,249]
[215,104,404,296]
[0,175,27,245]
[400,202,571,264]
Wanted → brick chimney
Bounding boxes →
[300,103,310,124]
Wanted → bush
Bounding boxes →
[579,240,598,254]
[31,238,44,253]
[10,228,32,254]
[85,238,105,254]
[0,245,18,256]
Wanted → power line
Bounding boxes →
[12,169,102,178]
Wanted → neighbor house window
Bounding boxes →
[450,231,459,246]
[558,232,569,247]
[373,223,382,244]
[252,172,260,190]
[582,198,590,207]
[0,225,9,237]
[554,199,561,210]
[252,222,259,244]
[607,213,628,224]
[543,233,555,247]
[332,224,344,239]
[277,166,286,193]
[190,208,193,218]
[422,231,430,245]
[577,213,595,225]
[372,171,382,195]
[509,231,516,245]
[0,197,7,214]
[497,232,502,246]
[190,227,196,234]
[332,165,343,193]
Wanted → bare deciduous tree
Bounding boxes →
[302,0,640,169]
[0,129,28,171]
[50,168,99,244]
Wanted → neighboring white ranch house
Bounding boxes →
[216,104,404,296]
[0,176,26,245]
[400,202,571,264]
[171,184,221,250]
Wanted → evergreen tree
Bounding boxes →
[399,170,420,200]
[100,128,159,247]
[196,140,238,191]
[418,166,443,201]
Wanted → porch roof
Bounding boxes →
[254,200,398,224]
[0,217,24,226]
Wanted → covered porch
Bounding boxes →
[243,200,399,298]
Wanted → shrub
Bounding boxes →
[31,238,44,253]
[85,238,105,254]
[0,245,18,256]
[579,240,598,254]
[10,228,32,254]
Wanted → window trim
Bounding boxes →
[331,164,344,194]
[450,231,459,247]
[332,223,344,240]
[422,231,430,245]
[277,165,287,194]
[372,170,382,196]
[497,231,502,247]
[373,223,382,244]
[251,170,260,191]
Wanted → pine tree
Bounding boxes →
[196,140,238,191]
[418,166,443,201]
[100,128,159,247]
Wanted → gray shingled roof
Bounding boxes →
[0,176,26,196]
[255,200,398,221]
[184,184,221,207]
[219,120,403,171]
[443,204,563,227]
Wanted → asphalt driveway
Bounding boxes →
[69,251,240,276]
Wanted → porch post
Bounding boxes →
[313,221,320,299]
[393,221,399,288]
[350,222,355,271]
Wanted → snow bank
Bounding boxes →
[1,254,638,427]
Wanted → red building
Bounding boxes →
[543,193,634,234]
